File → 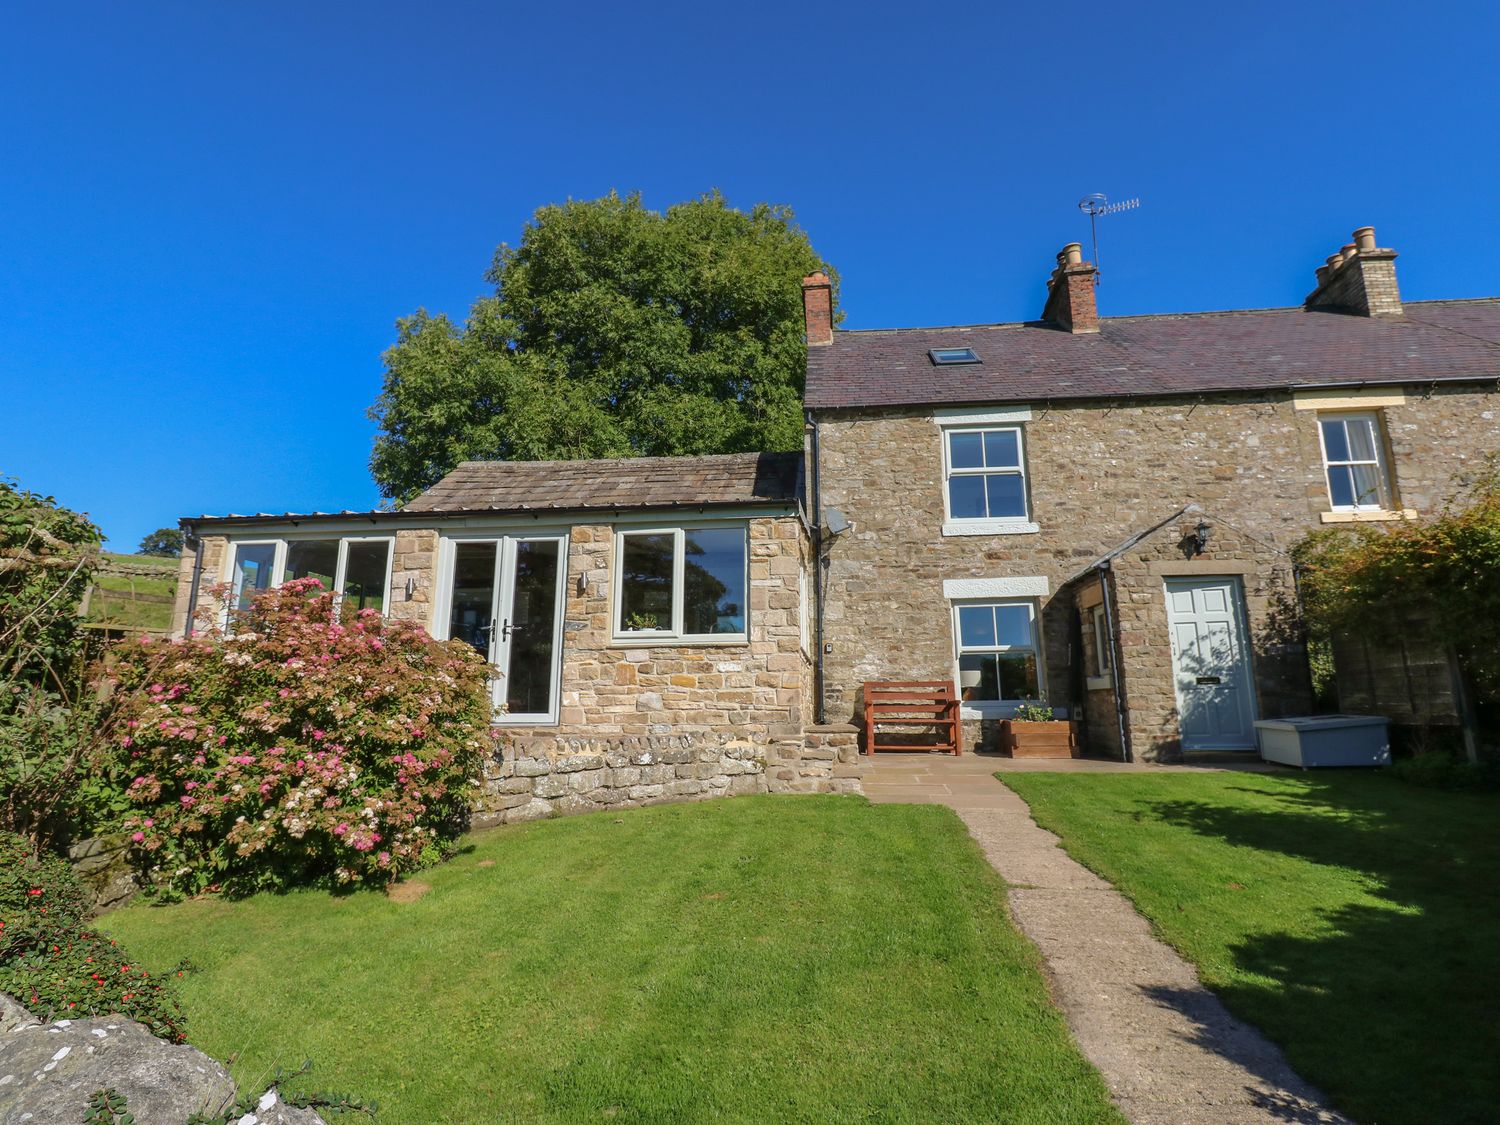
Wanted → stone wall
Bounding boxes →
[477,728,863,826]
[814,384,1500,760]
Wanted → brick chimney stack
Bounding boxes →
[802,271,834,347]
[1041,243,1100,333]
[1305,226,1402,316]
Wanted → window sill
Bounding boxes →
[1085,675,1114,692]
[960,702,1072,721]
[607,637,750,649]
[942,519,1040,537]
[1319,508,1417,524]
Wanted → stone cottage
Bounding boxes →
[172,452,860,822]
[173,224,1500,777]
[803,228,1500,760]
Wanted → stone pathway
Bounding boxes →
[864,753,1351,1124]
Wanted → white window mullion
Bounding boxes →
[671,528,686,636]
[332,540,350,615]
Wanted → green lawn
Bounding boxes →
[999,771,1500,1125]
[105,795,1122,1124]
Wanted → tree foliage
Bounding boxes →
[368,190,837,502]
[1294,457,1500,702]
[137,527,183,557]
[0,480,109,847]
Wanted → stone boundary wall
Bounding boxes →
[476,728,863,827]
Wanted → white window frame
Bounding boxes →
[432,531,570,726]
[951,597,1046,718]
[612,522,750,645]
[1317,411,1393,513]
[1087,604,1113,689]
[223,536,396,619]
[226,539,285,615]
[940,424,1039,536]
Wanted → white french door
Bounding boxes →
[442,536,566,724]
[1164,577,1257,750]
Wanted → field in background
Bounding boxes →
[84,552,179,633]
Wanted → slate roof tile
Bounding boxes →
[405,451,802,513]
[805,299,1500,410]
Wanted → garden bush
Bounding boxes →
[0,478,108,849]
[0,830,186,1041]
[106,579,495,897]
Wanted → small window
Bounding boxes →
[1318,412,1393,511]
[1089,605,1112,680]
[616,525,748,641]
[954,600,1041,704]
[929,347,981,365]
[944,426,1030,521]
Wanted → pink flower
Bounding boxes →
[312,729,326,741]
[130,832,145,843]
[180,796,195,808]
[143,818,154,827]
[370,639,383,651]
[334,823,348,836]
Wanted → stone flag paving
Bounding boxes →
[864,753,1350,1125]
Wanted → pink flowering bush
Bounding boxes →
[105,579,495,897]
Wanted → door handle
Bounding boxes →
[500,619,524,641]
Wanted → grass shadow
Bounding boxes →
[1140,775,1500,1125]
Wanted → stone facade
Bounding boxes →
[548,518,811,738]
[170,508,859,816]
[813,383,1500,760]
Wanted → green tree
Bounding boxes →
[368,190,837,502]
[137,526,183,557]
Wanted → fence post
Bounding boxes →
[1446,646,1481,765]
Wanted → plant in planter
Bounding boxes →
[999,701,1079,759]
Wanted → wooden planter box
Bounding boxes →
[999,720,1079,759]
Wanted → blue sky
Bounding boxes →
[4,1,1497,551]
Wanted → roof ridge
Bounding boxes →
[829,295,1500,337]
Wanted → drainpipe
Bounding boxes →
[806,409,827,725]
[182,527,205,639]
[1098,562,1132,763]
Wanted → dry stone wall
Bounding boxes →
[476,728,863,826]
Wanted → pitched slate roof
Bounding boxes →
[804,299,1500,410]
[405,451,802,514]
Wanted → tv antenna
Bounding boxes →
[1077,194,1140,283]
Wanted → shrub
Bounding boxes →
[0,478,108,849]
[0,830,186,1041]
[1390,752,1500,792]
[105,579,495,897]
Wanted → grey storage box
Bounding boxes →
[1254,715,1391,768]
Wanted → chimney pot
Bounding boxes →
[1306,227,1402,316]
[1063,242,1084,267]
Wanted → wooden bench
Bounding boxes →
[863,681,962,756]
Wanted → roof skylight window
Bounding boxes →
[929,347,981,366]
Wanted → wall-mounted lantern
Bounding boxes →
[1191,519,1212,557]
